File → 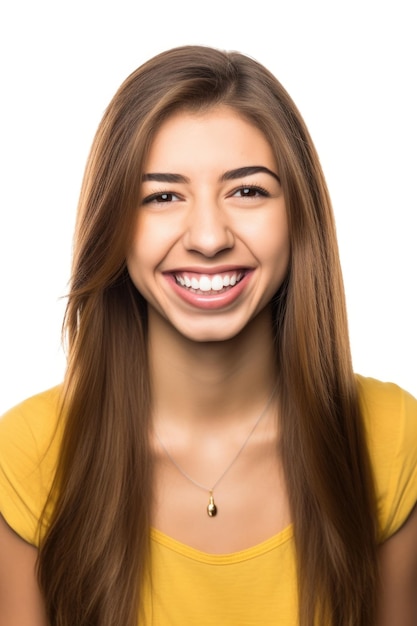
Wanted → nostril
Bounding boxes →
[183,224,235,257]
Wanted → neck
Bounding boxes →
[148,307,277,428]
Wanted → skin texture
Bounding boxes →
[127,106,290,344]
[377,503,417,625]
[0,515,47,626]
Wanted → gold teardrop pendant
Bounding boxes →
[207,491,217,517]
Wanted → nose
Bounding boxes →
[183,197,235,257]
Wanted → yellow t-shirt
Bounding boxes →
[1,376,417,625]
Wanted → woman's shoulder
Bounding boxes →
[355,374,417,540]
[0,385,64,546]
[1,385,63,424]
[356,374,417,428]
[1,384,64,442]
[356,373,416,408]
[356,374,417,449]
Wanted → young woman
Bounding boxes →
[0,45,416,626]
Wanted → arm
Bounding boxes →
[377,502,417,626]
[0,514,48,626]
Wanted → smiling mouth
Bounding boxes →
[173,271,245,295]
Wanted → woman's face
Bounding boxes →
[127,106,289,343]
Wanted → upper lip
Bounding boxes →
[165,265,251,275]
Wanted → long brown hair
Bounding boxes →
[38,45,378,626]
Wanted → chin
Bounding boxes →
[181,329,241,344]
[175,318,253,344]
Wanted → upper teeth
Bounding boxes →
[175,273,242,292]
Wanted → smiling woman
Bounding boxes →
[127,107,289,341]
[0,45,416,626]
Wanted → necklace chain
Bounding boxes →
[155,390,275,517]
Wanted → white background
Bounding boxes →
[0,0,416,414]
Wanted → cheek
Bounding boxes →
[261,218,291,289]
[127,216,157,268]
[246,211,290,267]
[130,213,180,260]
[126,224,149,288]
[275,228,290,266]
[126,216,176,291]
[263,225,289,256]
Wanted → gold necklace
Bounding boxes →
[155,391,275,517]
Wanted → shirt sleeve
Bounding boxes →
[0,387,62,546]
[357,376,417,542]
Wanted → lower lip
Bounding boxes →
[166,272,252,310]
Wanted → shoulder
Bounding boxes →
[0,385,63,429]
[0,386,64,546]
[356,375,417,541]
[356,374,417,416]
[0,385,64,459]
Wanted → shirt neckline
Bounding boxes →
[150,523,294,564]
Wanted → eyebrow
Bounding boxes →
[142,172,188,183]
[142,166,280,184]
[222,166,280,183]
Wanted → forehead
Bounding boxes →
[143,106,277,174]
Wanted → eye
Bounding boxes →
[142,191,181,204]
[231,185,270,198]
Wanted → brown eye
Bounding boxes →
[240,187,257,197]
[143,192,181,204]
[232,185,269,198]
[156,193,174,202]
